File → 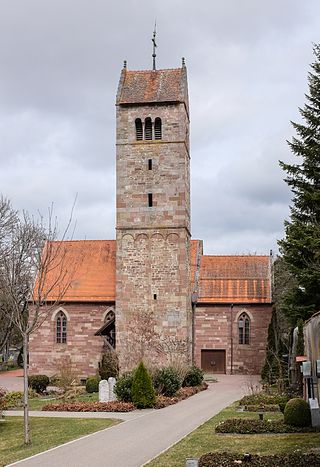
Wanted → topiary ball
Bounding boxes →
[284,397,311,427]
[85,376,100,393]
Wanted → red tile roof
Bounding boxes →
[117,68,187,105]
[198,255,271,304]
[41,241,271,304]
[42,240,116,302]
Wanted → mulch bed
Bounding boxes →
[42,401,135,412]
[41,383,208,412]
[154,383,208,409]
[199,451,320,466]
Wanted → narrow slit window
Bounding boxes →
[148,159,152,170]
[145,118,152,140]
[153,294,157,300]
[135,118,143,140]
[148,193,153,207]
[154,117,162,140]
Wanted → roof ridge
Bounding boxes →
[125,68,182,73]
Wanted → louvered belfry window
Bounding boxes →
[154,117,162,140]
[135,118,143,140]
[144,117,152,140]
[56,311,67,344]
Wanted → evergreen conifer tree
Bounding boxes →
[131,361,155,409]
[279,44,320,324]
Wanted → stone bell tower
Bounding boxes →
[115,58,191,370]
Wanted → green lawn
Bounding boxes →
[148,403,320,467]
[0,416,119,466]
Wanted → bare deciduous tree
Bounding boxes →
[0,202,77,444]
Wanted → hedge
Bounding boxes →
[215,418,319,434]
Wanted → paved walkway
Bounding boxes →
[8,375,255,467]
[0,368,23,392]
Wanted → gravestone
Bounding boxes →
[99,379,109,402]
[108,377,116,401]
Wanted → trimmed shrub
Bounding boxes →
[28,375,50,394]
[131,361,155,408]
[85,377,100,393]
[215,418,318,434]
[284,397,311,427]
[245,404,280,412]
[114,372,134,402]
[239,393,288,406]
[153,366,181,397]
[183,366,204,387]
[98,350,119,381]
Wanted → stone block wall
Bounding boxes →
[29,303,113,378]
[116,93,192,370]
[194,304,272,374]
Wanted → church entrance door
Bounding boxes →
[201,349,226,373]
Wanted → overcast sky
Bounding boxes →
[0,0,319,255]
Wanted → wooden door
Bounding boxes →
[201,350,226,373]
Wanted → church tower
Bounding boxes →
[115,58,191,370]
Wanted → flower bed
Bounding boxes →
[154,383,208,409]
[215,418,319,434]
[199,451,320,467]
[42,401,134,412]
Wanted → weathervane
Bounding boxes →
[152,22,157,71]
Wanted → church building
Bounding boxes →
[29,58,272,377]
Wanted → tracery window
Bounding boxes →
[56,311,67,344]
[238,312,250,345]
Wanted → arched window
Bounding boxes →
[238,312,250,345]
[154,117,162,140]
[144,117,152,140]
[135,118,143,140]
[56,311,67,344]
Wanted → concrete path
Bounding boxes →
[8,375,255,467]
[0,368,23,392]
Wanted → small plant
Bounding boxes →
[98,350,119,381]
[153,366,181,397]
[114,372,134,402]
[85,377,100,393]
[131,361,155,408]
[54,358,78,393]
[183,366,204,387]
[0,386,7,411]
[4,391,24,408]
[28,375,50,394]
[284,397,311,427]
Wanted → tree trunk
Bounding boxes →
[23,333,30,444]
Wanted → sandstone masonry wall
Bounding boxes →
[194,304,272,374]
[29,303,113,378]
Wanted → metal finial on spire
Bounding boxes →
[152,22,157,71]
[123,60,127,69]
[182,57,186,67]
